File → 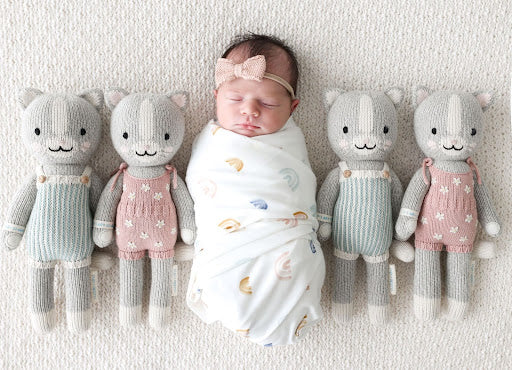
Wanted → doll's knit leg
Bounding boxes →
[332,255,356,323]
[30,264,56,333]
[445,251,470,321]
[64,262,91,333]
[364,255,389,324]
[148,257,173,329]
[119,258,144,326]
[414,248,441,321]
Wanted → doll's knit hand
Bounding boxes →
[390,239,415,262]
[473,240,497,259]
[318,222,331,242]
[93,227,113,248]
[484,222,500,237]
[2,230,22,251]
[395,214,417,241]
[181,229,195,245]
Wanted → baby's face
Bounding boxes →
[215,77,298,137]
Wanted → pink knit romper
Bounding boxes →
[415,158,481,253]
[113,163,178,260]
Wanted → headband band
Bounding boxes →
[215,55,296,99]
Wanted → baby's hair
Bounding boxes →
[221,33,299,94]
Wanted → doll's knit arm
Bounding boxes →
[92,173,123,247]
[395,168,429,241]
[389,168,403,223]
[473,174,500,237]
[89,172,104,213]
[2,174,37,250]
[316,167,340,241]
[170,174,196,245]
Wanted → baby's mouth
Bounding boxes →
[136,150,157,156]
[443,145,463,151]
[238,123,260,130]
[354,144,376,150]
[49,146,73,152]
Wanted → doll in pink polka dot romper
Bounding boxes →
[396,88,501,321]
[92,89,196,328]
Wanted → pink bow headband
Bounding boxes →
[214,55,296,99]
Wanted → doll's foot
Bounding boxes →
[414,295,440,321]
[119,305,142,327]
[31,309,56,333]
[444,298,468,321]
[67,309,91,333]
[332,302,353,323]
[148,305,170,329]
[368,304,389,325]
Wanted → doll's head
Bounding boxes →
[214,33,300,137]
[106,89,188,167]
[19,88,103,165]
[413,87,493,161]
[324,88,404,161]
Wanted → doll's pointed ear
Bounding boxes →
[166,91,189,110]
[384,87,404,107]
[79,89,104,111]
[105,88,129,110]
[413,86,433,107]
[324,88,345,110]
[19,88,44,109]
[473,91,493,112]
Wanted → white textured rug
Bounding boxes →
[1,0,511,368]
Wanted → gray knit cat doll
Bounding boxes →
[317,88,414,324]
[93,88,195,329]
[2,88,104,333]
[395,87,500,321]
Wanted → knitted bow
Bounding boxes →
[215,55,266,88]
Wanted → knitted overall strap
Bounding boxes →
[421,158,433,185]
[110,163,128,191]
[466,157,482,185]
[165,164,178,190]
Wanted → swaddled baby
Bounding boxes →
[186,34,325,346]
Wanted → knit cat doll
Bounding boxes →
[2,88,104,333]
[317,88,414,324]
[93,88,195,329]
[395,87,500,321]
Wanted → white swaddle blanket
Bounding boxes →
[186,118,325,346]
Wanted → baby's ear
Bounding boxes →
[384,87,404,107]
[324,88,345,110]
[413,86,433,107]
[79,89,104,111]
[19,88,44,109]
[166,91,189,110]
[473,91,493,112]
[105,88,129,110]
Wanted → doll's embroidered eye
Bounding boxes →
[431,128,437,135]
[80,128,86,136]
[164,133,170,140]
[34,128,40,136]
[471,128,477,136]
[123,132,128,139]
[343,126,348,134]
[383,126,389,134]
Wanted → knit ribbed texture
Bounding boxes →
[119,258,144,326]
[148,258,173,329]
[332,162,393,257]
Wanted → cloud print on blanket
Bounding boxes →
[186,118,325,346]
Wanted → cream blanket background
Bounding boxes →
[0,0,510,368]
